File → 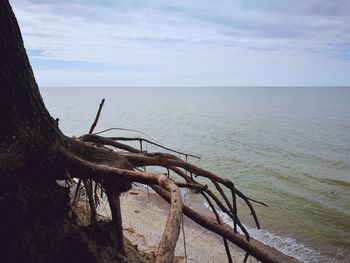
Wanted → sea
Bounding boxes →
[41,86,350,263]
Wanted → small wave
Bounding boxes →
[203,202,322,263]
[322,178,350,189]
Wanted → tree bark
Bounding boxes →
[0,1,127,261]
[0,0,60,176]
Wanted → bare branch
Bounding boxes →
[202,191,233,263]
[93,127,160,143]
[107,136,200,159]
[89,98,105,134]
[80,134,140,153]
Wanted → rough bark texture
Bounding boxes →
[0,1,60,175]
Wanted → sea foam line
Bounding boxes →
[203,202,322,263]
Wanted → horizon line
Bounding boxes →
[40,85,350,89]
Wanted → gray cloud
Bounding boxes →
[9,0,350,86]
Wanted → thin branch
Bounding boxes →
[107,136,200,159]
[211,180,238,233]
[168,166,250,240]
[202,191,233,263]
[231,187,238,233]
[93,127,160,143]
[72,178,82,206]
[89,98,105,134]
[81,134,140,153]
[181,214,188,263]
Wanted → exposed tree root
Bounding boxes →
[74,121,297,263]
[60,144,183,263]
[57,123,298,263]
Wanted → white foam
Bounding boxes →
[203,202,322,263]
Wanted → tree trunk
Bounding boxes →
[0,0,60,175]
[0,2,126,262]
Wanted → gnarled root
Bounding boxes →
[53,99,297,263]
[59,142,183,263]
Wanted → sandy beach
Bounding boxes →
[118,186,255,263]
[75,184,300,263]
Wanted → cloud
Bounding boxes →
[9,0,350,86]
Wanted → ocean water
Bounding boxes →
[41,87,350,262]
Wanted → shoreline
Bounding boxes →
[78,183,346,263]
[119,186,251,262]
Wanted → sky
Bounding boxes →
[10,0,350,87]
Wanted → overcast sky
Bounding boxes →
[10,0,350,87]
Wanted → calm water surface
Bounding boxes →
[41,87,350,262]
